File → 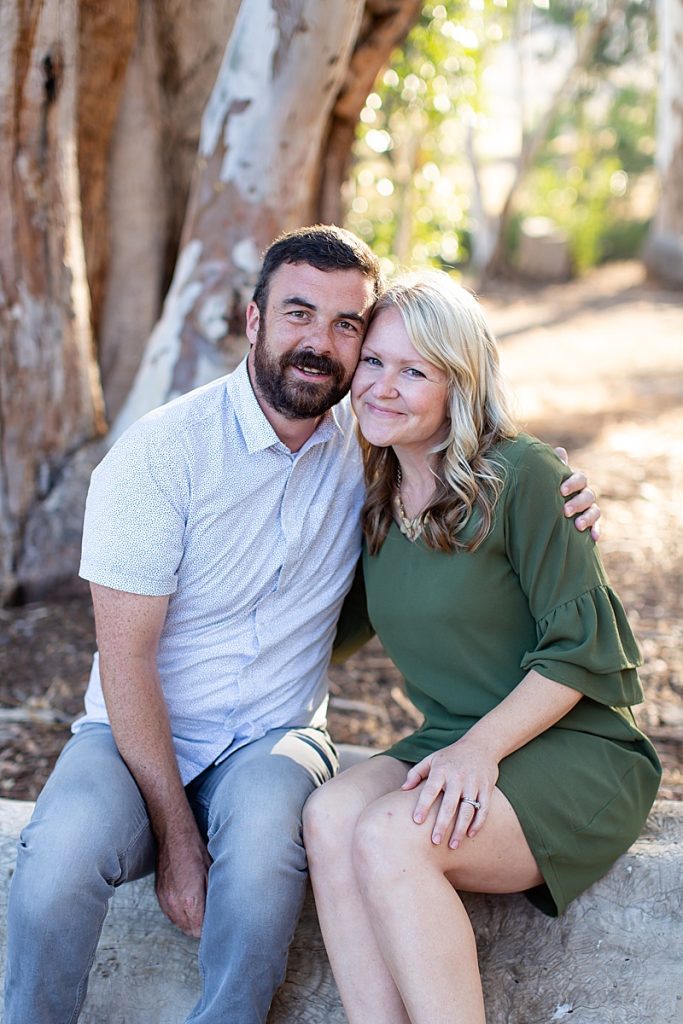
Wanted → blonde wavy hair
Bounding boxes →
[360,270,518,555]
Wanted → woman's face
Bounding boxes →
[351,307,450,454]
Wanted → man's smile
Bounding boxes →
[291,365,330,379]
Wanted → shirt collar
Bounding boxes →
[226,356,342,455]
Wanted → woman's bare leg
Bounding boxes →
[351,784,542,1024]
[303,755,411,1024]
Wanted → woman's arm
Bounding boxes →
[402,669,581,848]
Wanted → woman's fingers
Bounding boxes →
[445,798,478,849]
[401,757,431,791]
[467,795,489,839]
[411,770,447,824]
[405,744,498,845]
[419,779,494,847]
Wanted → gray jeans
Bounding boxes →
[4,722,337,1024]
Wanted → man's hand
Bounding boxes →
[554,446,601,541]
[155,824,212,938]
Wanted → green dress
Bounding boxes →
[335,434,661,917]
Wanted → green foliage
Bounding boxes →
[521,80,656,272]
[346,1,505,272]
[344,0,656,276]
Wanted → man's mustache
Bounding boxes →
[284,350,343,377]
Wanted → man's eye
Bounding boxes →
[338,320,359,332]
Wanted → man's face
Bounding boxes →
[246,263,376,420]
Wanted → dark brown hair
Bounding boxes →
[253,225,383,312]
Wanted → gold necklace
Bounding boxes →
[395,467,428,541]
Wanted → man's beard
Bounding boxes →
[252,322,353,420]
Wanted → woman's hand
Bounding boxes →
[401,738,499,849]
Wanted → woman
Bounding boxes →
[303,271,661,1024]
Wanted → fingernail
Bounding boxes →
[414,813,423,824]
[432,833,441,845]
[449,839,459,850]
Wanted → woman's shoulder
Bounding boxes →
[493,432,564,475]
[492,433,571,520]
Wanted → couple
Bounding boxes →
[5,226,660,1024]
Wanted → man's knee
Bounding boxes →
[11,735,153,919]
[206,757,313,875]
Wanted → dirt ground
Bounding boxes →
[0,261,681,802]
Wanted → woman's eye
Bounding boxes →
[361,355,381,366]
[405,367,426,378]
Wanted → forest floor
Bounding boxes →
[0,260,681,803]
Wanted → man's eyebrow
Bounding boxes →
[282,296,317,311]
[281,297,367,325]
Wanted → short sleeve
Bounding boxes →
[332,558,375,663]
[79,418,189,596]
[504,440,643,706]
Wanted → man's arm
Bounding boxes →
[555,446,600,541]
[90,583,211,938]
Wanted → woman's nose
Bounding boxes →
[372,373,399,398]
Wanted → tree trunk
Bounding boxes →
[114,0,367,437]
[78,0,139,340]
[98,0,242,420]
[1,0,418,601]
[0,0,106,602]
[643,0,683,287]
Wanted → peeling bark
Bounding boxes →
[0,0,105,602]
[115,0,367,436]
[2,0,407,599]
[644,0,683,287]
[99,0,241,419]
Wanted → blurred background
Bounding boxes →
[348,0,658,279]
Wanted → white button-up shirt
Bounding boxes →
[78,359,365,783]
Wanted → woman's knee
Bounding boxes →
[302,775,366,866]
[352,794,428,887]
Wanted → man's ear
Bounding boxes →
[245,301,260,347]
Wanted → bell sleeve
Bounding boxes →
[504,440,643,706]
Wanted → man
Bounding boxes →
[4,226,599,1024]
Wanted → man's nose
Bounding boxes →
[301,322,333,354]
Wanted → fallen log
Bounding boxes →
[0,785,680,1022]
